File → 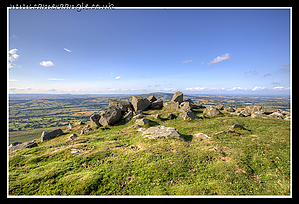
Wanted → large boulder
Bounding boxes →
[171,91,183,104]
[135,118,150,126]
[108,99,133,113]
[245,106,277,115]
[179,109,199,120]
[90,114,101,127]
[99,106,122,126]
[163,101,180,109]
[151,99,163,109]
[147,95,157,102]
[139,126,181,139]
[203,106,223,116]
[131,95,151,111]
[40,129,63,142]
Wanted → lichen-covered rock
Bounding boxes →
[131,95,151,111]
[139,126,181,139]
[40,129,63,142]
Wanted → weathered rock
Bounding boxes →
[151,114,160,119]
[229,124,245,130]
[135,118,150,126]
[69,133,78,140]
[223,107,235,112]
[180,101,193,111]
[140,126,181,139]
[245,106,277,115]
[124,109,133,122]
[215,104,224,110]
[147,95,157,102]
[203,107,223,116]
[133,110,143,116]
[251,112,269,119]
[132,114,144,121]
[151,99,163,109]
[99,106,122,126]
[90,114,101,127]
[179,109,199,120]
[40,129,63,142]
[168,113,175,119]
[163,101,180,109]
[68,123,73,129]
[131,95,151,111]
[194,133,210,140]
[80,127,92,134]
[171,91,183,104]
[109,99,133,113]
[214,130,235,135]
[9,141,37,152]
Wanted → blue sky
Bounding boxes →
[8,8,291,95]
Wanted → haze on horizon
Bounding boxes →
[8,8,291,96]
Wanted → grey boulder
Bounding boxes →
[131,95,151,111]
[99,106,122,126]
[40,129,63,142]
[203,107,223,116]
[140,126,181,139]
[171,91,183,104]
[90,114,101,127]
[108,99,133,113]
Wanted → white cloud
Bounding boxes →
[48,78,63,81]
[207,53,231,66]
[263,73,271,77]
[198,61,205,66]
[8,48,19,69]
[40,61,54,67]
[272,86,289,90]
[115,76,121,80]
[64,48,72,52]
[245,71,251,74]
[252,86,266,91]
[182,60,192,63]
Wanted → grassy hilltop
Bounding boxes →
[8,100,290,195]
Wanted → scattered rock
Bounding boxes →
[140,126,181,139]
[90,114,101,127]
[229,124,245,130]
[131,95,151,111]
[132,114,144,121]
[171,91,184,104]
[69,133,78,140]
[168,113,175,119]
[9,141,38,152]
[214,130,235,135]
[151,114,160,119]
[135,118,150,126]
[215,104,224,110]
[40,129,63,142]
[203,106,223,116]
[179,109,199,120]
[163,101,180,109]
[251,112,269,119]
[223,107,235,112]
[193,133,210,140]
[80,127,92,134]
[99,106,122,126]
[124,109,133,122]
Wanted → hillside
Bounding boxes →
[8,94,291,196]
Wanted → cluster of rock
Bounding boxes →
[221,105,290,120]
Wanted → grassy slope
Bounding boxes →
[8,108,290,196]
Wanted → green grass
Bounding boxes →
[8,108,290,196]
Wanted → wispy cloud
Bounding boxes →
[263,73,271,77]
[182,60,192,63]
[115,76,121,80]
[272,86,289,90]
[198,61,205,66]
[8,48,19,69]
[278,64,290,73]
[64,48,72,52]
[48,78,64,81]
[252,86,266,91]
[40,61,54,67]
[207,53,231,66]
[245,71,251,74]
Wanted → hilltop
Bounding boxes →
[8,92,291,196]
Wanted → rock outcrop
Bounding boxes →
[131,95,151,111]
[99,106,122,127]
[108,99,133,113]
[40,129,63,142]
[9,141,38,152]
[90,114,101,127]
[203,106,223,116]
[171,91,183,104]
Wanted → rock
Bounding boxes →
[80,127,92,134]
[203,107,223,116]
[137,127,146,132]
[214,130,235,135]
[124,109,133,122]
[245,106,277,115]
[151,114,160,119]
[131,95,151,111]
[151,99,163,109]
[229,124,245,130]
[215,104,224,110]
[99,106,122,126]
[135,118,150,126]
[9,141,22,147]
[68,123,73,129]
[180,101,193,111]
[179,109,199,120]
[251,112,269,119]
[133,110,143,116]
[132,114,144,121]
[40,129,63,142]
[9,141,37,152]
[284,116,291,121]
[171,91,183,104]
[194,133,210,140]
[223,107,235,112]
[108,99,133,113]
[163,101,180,109]
[69,133,78,140]
[90,114,101,127]
[140,126,181,139]
[147,95,157,102]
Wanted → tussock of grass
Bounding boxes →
[9,108,290,195]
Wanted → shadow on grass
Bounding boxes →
[181,134,193,142]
